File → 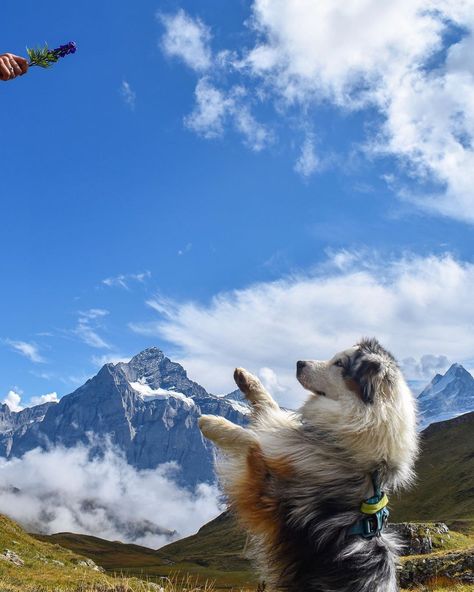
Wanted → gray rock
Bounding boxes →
[389,522,450,555]
[0,549,24,566]
[0,348,248,489]
[399,548,474,587]
[73,557,104,572]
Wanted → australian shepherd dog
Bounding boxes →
[199,338,418,592]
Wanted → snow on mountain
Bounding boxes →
[0,347,248,487]
[417,363,474,429]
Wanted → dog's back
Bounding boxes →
[199,338,418,591]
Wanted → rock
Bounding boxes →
[73,557,105,572]
[0,549,24,566]
[389,522,450,555]
[51,559,65,566]
[399,548,474,587]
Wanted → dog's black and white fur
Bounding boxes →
[199,338,418,592]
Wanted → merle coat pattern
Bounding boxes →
[199,338,418,592]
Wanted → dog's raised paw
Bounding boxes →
[234,367,257,394]
[198,415,214,435]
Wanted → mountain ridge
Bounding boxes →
[0,347,248,488]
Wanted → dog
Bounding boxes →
[199,338,418,592]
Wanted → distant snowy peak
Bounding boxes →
[417,363,474,429]
[116,347,209,399]
[221,389,251,415]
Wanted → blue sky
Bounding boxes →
[2,0,474,409]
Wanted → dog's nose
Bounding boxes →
[297,360,306,371]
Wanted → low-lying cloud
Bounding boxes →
[0,441,224,549]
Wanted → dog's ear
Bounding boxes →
[354,358,383,404]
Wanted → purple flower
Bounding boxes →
[53,41,77,59]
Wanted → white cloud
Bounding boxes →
[294,135,321,178]
[185,78,231,138]
[2,390,23,412]
[185,78,272,150]
[161,1,474,222]
[0,442,224,548]
[74,309,110,349]
[120,80,136,110]
[4,339,45,363]
[2,390,59,412]
[131,252,474,406]
[102,271,151,290]
[400,354,451,381]
[258,367,285,396]
[160,9,212,71]
[29,392,59,406]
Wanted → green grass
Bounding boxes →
[0,514,185,592]
[35,512,257,590]
[391,413,474,522]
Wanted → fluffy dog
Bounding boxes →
[199,338,418,592]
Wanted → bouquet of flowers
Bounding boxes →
[27,41,77,68]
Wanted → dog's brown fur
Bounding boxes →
[199,340,417,592]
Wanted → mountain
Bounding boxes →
[417,363,474,428]
[0,347,249,488]
[0,402,57,456]
[391,411,474,522]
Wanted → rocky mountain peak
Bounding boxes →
[417,363,474,428]
[444,362,472,380]
[116,347,209,400]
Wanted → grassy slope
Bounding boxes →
[391,412,474,522]
[34,513,255,590]
[0,514,165,592]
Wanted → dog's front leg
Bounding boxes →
[234,368,280,417]
[199,415,258,453]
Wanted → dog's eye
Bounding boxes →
[334,359,344,368]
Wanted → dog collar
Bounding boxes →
[348,470,389,539]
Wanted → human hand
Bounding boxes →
[0,53,28,81]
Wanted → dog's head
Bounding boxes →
[297,337,398,407]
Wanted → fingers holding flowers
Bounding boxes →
[0,53,28,81]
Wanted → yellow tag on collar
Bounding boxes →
[360,493,389,515]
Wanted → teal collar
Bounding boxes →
[348,470,389,539]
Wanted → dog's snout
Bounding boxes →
[297,360,307,371]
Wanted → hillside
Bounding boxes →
[35,513,256,590]
[391,411,474,523]
[0,513,162,592]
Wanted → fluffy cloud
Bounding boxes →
[2,390,23,412]
[161,2,474,222]
[29,392,59,406]
[160,9,212,71]
[0,442,223,548]
[4,339,45,363]
[185,78,272,151]
[131,252,474,406]
[2,390,59,412]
